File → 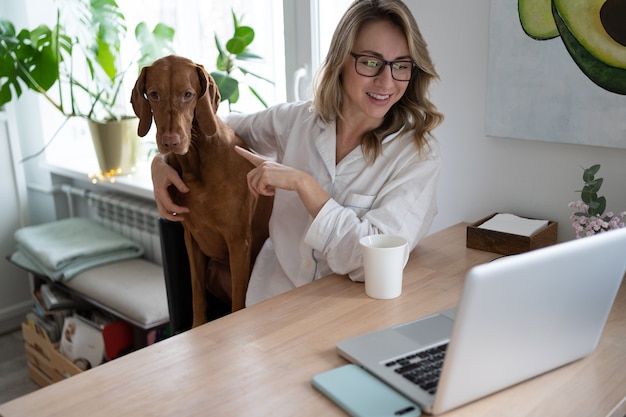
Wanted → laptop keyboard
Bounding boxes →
[384,343,448,395]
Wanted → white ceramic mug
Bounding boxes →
[359,234,410,299]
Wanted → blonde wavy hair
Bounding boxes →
[312,0,444,161]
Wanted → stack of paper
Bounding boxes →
[478,213,549,237]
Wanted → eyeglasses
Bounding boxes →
[350,52,415,82]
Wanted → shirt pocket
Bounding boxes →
[344,193,376,218]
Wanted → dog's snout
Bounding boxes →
[161,133,182,150]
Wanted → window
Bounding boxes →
[20,0,353,165]
[316,0,353,67]
[120,0,352,105]
[119,0,286,114]
[40,0,288,167]
[285,0,352,101]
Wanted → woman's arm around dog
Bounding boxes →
[151,154,190,221]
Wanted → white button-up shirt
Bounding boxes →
[225,101,440,306]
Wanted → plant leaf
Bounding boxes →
[214,34,232,72]
[135,22,175,70]
[229,85,240,104]
[0,22,63,107]
[29,41,60,91]
[210,71,239,102]
[231,9,240,30]
[236,50,263,61]
[214,33,226,56]
[87,0,127,82]
[248,85,268,108]
[234,26,254,47]
[588,178,603,193]
[582,164,601,182]
[225,26,254,55]
[216,52,232,73]
[581,190,595,204]
[238,66,275,84]
[595,196,606,216]
[226,37,247,55]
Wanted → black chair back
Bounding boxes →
[158,219,193,334]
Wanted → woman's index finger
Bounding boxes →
[234,145,267,167]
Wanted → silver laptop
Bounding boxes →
[337,227,626,414]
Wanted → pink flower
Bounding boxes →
[568,200,625,239]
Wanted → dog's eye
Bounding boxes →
[147,91,160,101]
[183,91,194,101]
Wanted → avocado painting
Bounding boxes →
[519,0,626,95]
[486,0,626,149]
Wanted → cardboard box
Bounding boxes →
[22,322,82,387]
[466,213,558,255]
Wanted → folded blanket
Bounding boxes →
[10,217,144,281]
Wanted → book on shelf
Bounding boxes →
[25,311,61,343]
[32,289,73,333]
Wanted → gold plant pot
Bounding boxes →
[88,118,141,177]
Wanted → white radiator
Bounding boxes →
[60,185,162,265]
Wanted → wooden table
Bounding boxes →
[2,223,625,417]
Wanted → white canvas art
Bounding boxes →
[486,0,626,149]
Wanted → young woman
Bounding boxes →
[151,0,444,306]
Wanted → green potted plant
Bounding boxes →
[211,10,273,112]
[0,0,175,176]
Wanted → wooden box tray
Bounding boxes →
[466,213,558,255]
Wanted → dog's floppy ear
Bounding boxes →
[130,66,153,137]
[195,63,220,137]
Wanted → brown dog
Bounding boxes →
[131,55,272,327]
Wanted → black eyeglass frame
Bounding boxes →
[349,52,416,82]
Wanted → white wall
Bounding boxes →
[0,0,54,333]
[0,105,32,333]
[411,0,626,241]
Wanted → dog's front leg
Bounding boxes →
[227,236,252,312]
[184,231,209,327]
